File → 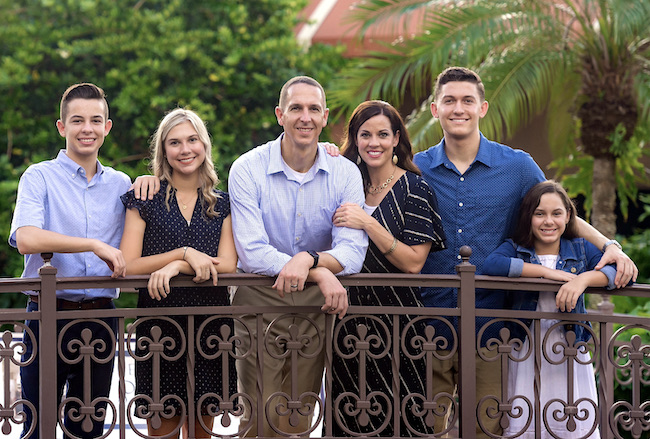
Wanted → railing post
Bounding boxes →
[456,246,476,439]
[38,252,58,438]
[598,295,615,439]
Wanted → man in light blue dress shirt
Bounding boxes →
[9,83,132,438]
[229,76,368,437]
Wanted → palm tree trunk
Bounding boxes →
[591,155,617,313]
[591,155,617,238]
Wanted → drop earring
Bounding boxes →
[356,155,362,165]
[392,150,398,165]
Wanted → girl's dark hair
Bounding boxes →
[513,180,578,248]
[340,100,420,188]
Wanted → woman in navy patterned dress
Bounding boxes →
[120,109,237,438]
[330,101,446,436]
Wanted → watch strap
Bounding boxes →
[307,250,319,269]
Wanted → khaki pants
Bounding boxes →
[431,348,503,438]
[233,285,326,437]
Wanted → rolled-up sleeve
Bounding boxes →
[324,165,367,275]
[584,240,619,290]
[482,241,520,277]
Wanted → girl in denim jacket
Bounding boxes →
[484,180,617,439]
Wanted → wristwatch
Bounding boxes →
[602,239,622,253]
[307,250,319,269]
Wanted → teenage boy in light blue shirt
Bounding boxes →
[9,83,131,439]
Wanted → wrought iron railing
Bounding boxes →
[0,249,648,439]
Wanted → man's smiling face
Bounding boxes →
[275,82,329,151]
[431,81,488,142]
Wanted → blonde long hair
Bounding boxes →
[150,108,221,218]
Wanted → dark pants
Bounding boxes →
[21,300,118,439]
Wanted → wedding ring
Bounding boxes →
[290,284,298,288]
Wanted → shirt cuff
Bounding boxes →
[322,249,357,276]
[599,265,618,290]
[508,258,524,277]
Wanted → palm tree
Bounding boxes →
[330,0,650,238]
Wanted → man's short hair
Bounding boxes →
[60,83,109,121]
[433,67,485,102]
[278,76,326,111]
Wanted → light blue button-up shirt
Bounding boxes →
[9,150,132,301]
[229,134,368,276]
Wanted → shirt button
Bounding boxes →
[458,202,463,207]
[457,254,462,260]
[457,229,462,233]
[297,213,302,217]
[570,267,577,273]
[460,177,465,182]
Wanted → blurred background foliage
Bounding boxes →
[0,0,346,308]
[1,0,649,317]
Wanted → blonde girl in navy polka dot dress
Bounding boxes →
[120,108,237,438]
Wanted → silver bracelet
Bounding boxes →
[383,237,398,256]
[183,246,188,260]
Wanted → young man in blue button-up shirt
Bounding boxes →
[9,83,132,439]
[413,67,637,438]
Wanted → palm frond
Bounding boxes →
[404,94,443,152]
[346,0,432,36]
[477,51,556,143]
[329,0,536,114]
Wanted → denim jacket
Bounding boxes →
[483,237,617,342]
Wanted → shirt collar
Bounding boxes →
[429,132,493,169]
[514,238,579,261]
[55,150,104,180]
[267,133,330,178]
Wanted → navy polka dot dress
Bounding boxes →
[121,180,236,417]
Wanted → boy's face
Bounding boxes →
[56,98,112,163]
[431,81,488,142]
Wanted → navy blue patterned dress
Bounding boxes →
[331,172,446,437]
[121,180,236,417]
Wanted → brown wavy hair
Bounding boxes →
[340,100,420,189]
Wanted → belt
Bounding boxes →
[30,296,113,310]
